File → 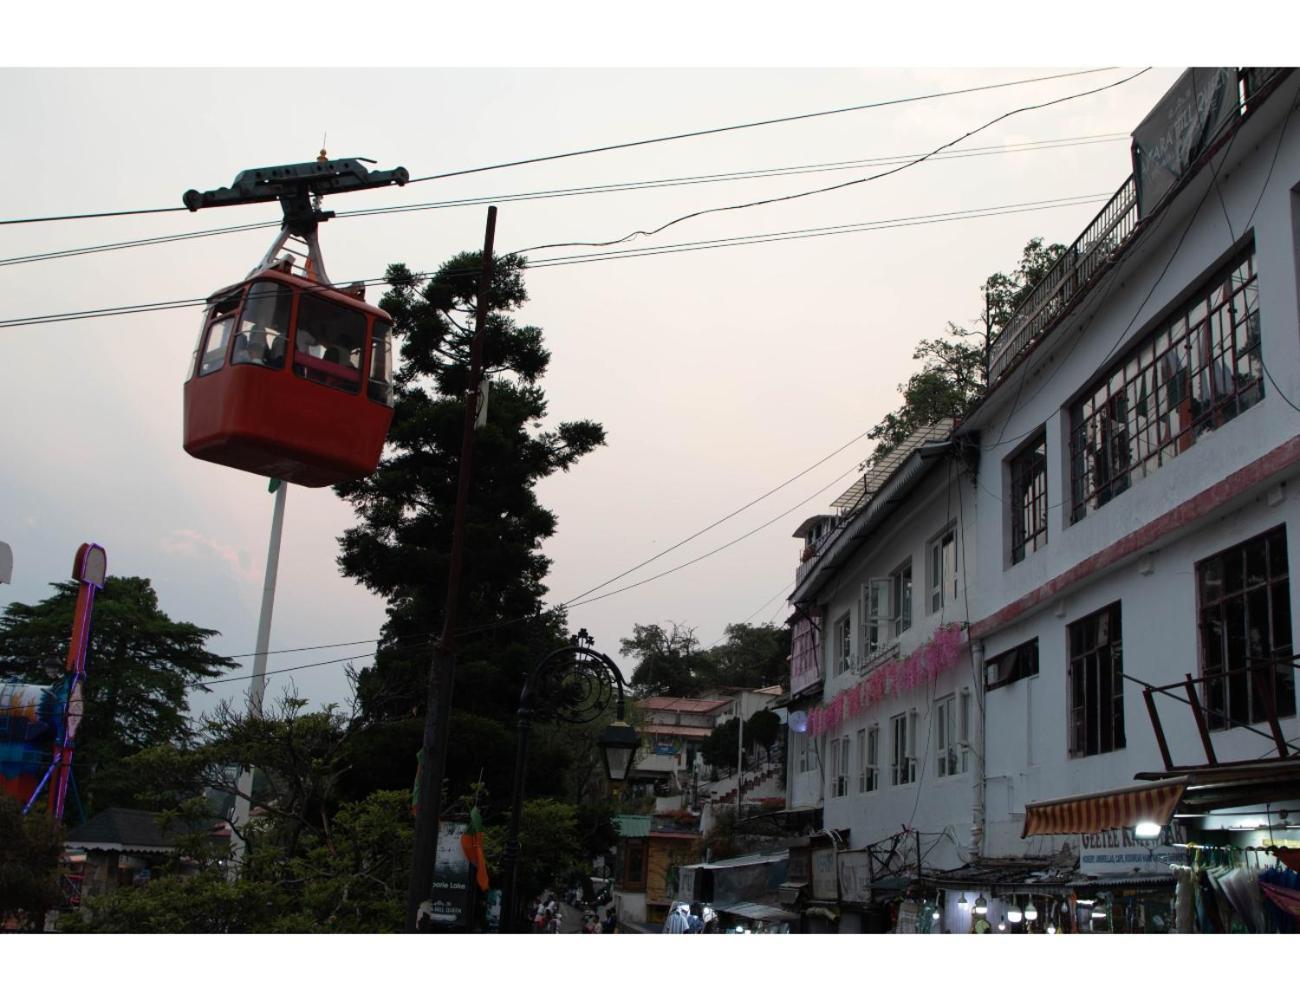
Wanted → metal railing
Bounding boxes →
[988,175,1139,384]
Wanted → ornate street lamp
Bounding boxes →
[499,630,637,932]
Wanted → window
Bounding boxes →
[865,561,913,657]
[864,725,879,792]
[986,639,1040,690]
[622,840,648,891]
[834,613,853,676]
[890,712,916,785]
[1010,431,1048,563]
[368,320,394,405]
[231,281,291,370]
[1197,525,1295,730]
[196,290,242,377]
[930,529,958,614]
[293,293,367,393]
[936,691,971,777]
[795,731,815,774]
[1068,603,1125,757]
[1070,243,1262,522]
[829,737,849,798]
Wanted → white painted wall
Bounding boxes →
[812,463,980,870]
[968,75,1300,858]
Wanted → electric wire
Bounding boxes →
[510,69,1150,256]
[0,133,1126,270]
[0,192,1112,330]
[0,68,1124,228]
[564,460,863,611]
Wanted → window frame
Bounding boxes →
[890,711,916,786]
[929,527,958,614]
[1196,524,1295,730]
[865,725,880,793]
[986,639,1041,691]
[1067,602,1126,758]
[834,613,853,677]
[1069,241,1263,522]
[1009,430,1049,564]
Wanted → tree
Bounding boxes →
[702,623,790,689]
[0,795,64,929]
[333,252,606,811]
[867,237,1067,462]
[482,797,582,908]
[0,576,233,812]
[62,789,413,933]
[620,622,711,696]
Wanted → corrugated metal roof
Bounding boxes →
[830,419,955,512]
[715,901,799,923]
[641,723,712,738]
[614,814,651,838]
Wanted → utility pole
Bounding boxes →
[405,205,498,932]
[230,479,287,870]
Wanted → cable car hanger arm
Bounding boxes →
[182,157,409,235]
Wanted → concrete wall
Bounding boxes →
[969,75,1300,857]
[812,463,979,870]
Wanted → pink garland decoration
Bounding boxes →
[806,624,966,736]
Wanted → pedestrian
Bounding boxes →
[664,901,690,933]
[602,907,618,934]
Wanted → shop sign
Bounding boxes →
[1079,823,1188,875]
[837,850,870,904]
[654,742,676,755]
[1132,67,1237,217]
[811,846,838,901]
[426,820,472,927]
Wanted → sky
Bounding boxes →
[0,62,1197,718]
[1,4,1283,735]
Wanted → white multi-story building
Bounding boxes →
[783,68,1300,931]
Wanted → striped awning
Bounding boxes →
[1022,778,1186,837]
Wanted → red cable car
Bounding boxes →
[180,156,407,487]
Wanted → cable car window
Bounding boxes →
[197,292,242,377]
[232,281,292,370]
[293,293,365,393]
[368,320,394,405]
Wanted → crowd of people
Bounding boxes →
[663,901,719,933]
[528,892,619,934]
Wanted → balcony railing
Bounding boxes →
[988,175,1139,385]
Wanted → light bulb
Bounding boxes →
[958,892,968,907]
[1008,903,1023,924]
[931,909,940,921]
[997,919,1006,931]
[1134,821,1161,839]
[1047,925,1057,935]
[1024,900,1038,922]
[973,893,987,915]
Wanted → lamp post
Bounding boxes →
[499,630,638,932]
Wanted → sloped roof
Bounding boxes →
[636,696,730,713]
[65,807,225,853]
[641,723,712,738]
[66,808,181,852]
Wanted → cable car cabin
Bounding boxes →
[183,264,394,487]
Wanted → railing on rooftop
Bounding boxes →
[987,67,1291,388]
[987,175,1139,385]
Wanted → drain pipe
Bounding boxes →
[970,637,986,860]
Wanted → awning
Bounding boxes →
[1022,778,1186,837]
[714,901,799,923]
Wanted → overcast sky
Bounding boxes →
[0,54,1204,719]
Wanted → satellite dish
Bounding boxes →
[789,710,808,733]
